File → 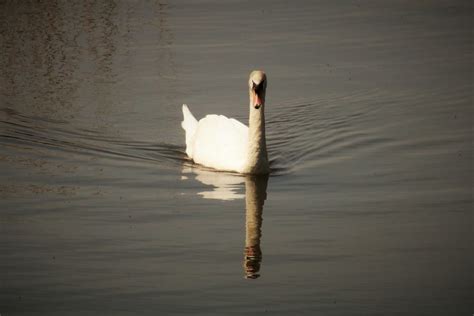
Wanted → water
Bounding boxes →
[0,1,472,315]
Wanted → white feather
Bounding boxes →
[181,104,198,157]
[182,106,248,173]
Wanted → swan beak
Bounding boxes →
[254,94,263,109]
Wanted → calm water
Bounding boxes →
[0,1,472,315]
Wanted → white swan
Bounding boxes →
[181,70,269,174]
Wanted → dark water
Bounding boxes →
[0,1,472,315]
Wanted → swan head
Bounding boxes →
[248,70,267,110]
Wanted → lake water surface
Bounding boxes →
[0,1,472,315]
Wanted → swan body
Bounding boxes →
[181,70,269,174]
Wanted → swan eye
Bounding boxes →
[251,82,258,90]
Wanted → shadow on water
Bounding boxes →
[182,165,269,279]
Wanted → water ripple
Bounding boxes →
[2,81,469,177]
[0,108,187,168]
[266,89,394,174]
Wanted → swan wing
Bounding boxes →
[192,114,248,172]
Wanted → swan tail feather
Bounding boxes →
[181,104,198,157]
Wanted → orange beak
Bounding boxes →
[254,93,263,109]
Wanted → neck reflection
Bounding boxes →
[243,174,268,279]
[182,166,269,279]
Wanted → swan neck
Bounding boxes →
[246,104,269,174]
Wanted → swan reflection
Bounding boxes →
[243,174,268,279]
[182,167,245,200]
[182,166,268,279]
